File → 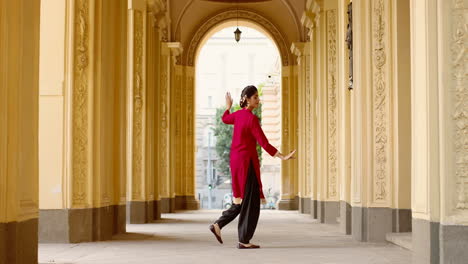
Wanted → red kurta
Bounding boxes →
[222,108,278,203]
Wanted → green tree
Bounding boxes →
[212,86,264,185]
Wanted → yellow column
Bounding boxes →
[313,0,341,224]
[127,0,165,224]
[39,0,127,242]
[278,63,299,210]
[302,0,321,218]
[337,0,352,234]
[0,0,40,262]
[184,66,199,210]
[158,42,173,212]
[411,0,468,263]
[350,0,412,242]
[291,42,310,214]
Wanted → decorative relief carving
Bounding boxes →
[282,77,289,136]
[327,10,337,198]
[132,11,144,200]
[72,0,90,206]
[187,76,194,193]
[372,0,388,201]
[186,9,289,67]
[452,0,468,209]
[161,56,168,195]
[305,54,311,195]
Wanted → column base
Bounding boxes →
[175,196,200,210]
[317,201,340,224]
[127,201,158,224]
[339,201,352,234]
[39,205,126,243]
[299,197,311,214]
[277,196,299,210]
[392,208,412,232]
[440,224,468,263]
[160,197,176,213]
[351,206,392,242]
[0,218,38,264]
[412,218,439,264]
[311,199,318,219]
[154,200,162,220]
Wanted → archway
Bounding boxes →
[185,8,298,210]
[194,22,282,209]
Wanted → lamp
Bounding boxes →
[234,0,242,42]
[234,28,242,42]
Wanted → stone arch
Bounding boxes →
[184,8,291,67]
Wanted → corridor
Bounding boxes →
[39,210,410,264]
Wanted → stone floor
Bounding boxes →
[39,210,411,264]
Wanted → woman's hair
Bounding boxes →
[239,85,258,108]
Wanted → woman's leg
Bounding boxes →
[214,203,241,229]
[238,161,261,244]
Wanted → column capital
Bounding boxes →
[291,42,306,65]
[128,0,147,11]
[166,42,183,65]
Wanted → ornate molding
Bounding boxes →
[372,0,388,201]
[186,8,290,66]
[452,0,468,209]
[160,52,169,196]
[186,75,194,194]
[305,53,311,195]
[132,11,144,200]
[147,0,169,41]
[72,0,90,206]
[327,10,337,199]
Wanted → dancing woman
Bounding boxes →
[209,85,296,249]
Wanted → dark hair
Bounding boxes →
[239,85,258,108]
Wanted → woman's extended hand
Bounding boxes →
[275,149,296,160]
[225,92,233,110]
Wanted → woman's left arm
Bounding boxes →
[251,115,278,157]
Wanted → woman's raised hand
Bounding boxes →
[225,92,233,110]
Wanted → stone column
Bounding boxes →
[312,0,341,224]
[182,66,200,210]
[350,0,412,242]
[126,0,149,224]
[158,42,174,213]
[38,0,127,242]
[337,0,352,235]
[291,42,309,214]
[0,0,40,262]
[390,0,412,234]
[126,0,167,224]
[278,64,299,210]
[411,0,468,263]
[302,0,321,218]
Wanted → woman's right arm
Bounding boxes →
[222,110,235,124]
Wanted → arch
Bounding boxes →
[185,8,290,67]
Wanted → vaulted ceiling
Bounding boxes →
[169,0,307,64]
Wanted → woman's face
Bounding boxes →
[246,92,260,109]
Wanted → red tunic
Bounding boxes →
[222,108,278,203]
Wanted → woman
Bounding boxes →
[209,85,296,249]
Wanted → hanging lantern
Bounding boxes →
[234,27,242,42]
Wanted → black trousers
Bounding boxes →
[214,161,260,244]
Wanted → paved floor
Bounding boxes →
[39,210,411,264]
